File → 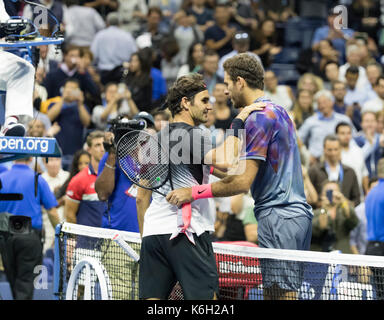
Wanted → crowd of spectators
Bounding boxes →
[2,0,384,296]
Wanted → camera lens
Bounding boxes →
[13,219,23,230]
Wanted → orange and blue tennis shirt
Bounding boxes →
[66,164,106,227]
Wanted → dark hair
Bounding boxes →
[335,121,351,134]
[223,53,264,90]
[148,6,163,17]
[165,73,206,117]
[323,134,340,146]
[324,60,339,69]
[375,75,384,86]
[187,42,204,71]
[64,77,80,88]
[346,65,359,75]
[55,149,90,199]
[368,177,378,188]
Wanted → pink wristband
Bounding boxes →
[209,166,214,174]
[191,184,213,200]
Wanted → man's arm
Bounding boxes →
[64,198,79,224]
[136,187,152,237]
[204,103,266,171]
[46,207,60,228]
[46,99,63,122]
[95,132,116,201]
[166,159,260,206]
[95,152,116,201]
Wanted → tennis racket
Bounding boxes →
[116,130,192,232]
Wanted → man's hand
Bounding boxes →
[166,188,193,207]
[236,102,266,122]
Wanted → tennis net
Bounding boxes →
[54,222,384,300]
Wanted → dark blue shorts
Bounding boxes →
[257,211,312,291]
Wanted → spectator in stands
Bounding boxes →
[365,61,383,92]
[136,6,169,69]
[177,41,205,78]
[250,18,281,68]
[264,70,294,111]
[323,61,340,90]
[204,3,237,58]
[378,110,384,134]
[311,9,355,65]
[46,78,91,171]
[153,109,171,132]
[186,0,214,34]
[65,130,107,227]
[212,82,237,131]
[81,49,102,90]
[117,0,148,35]
[311,180,358,253]
[217,31,262,79]
[91,12,137,85]
[348,0,380,44]
[160,36,183,89]
[314,39,340,80]
[339,44,369,90]
[336,122,369,200]
[298,89,353,164]
[344,65,374,107]
[354,111,384,178]
[364,158,384,299]
[199,49,223,94]
[41,157,70,252]
[123,49,153,113]
[0,157,59,300]
[297,73,323,96]
[55,149,91,207]
[172,9,204,65]
[362,76,384,114]
[37,44,60,75]
[62,0,105,48]
[291,89,314,130]
[350,177,379,255]
[23,0,65,31]
[43,45,100,106]
[92,83,139,130]
[308,134,361,208]
[81,0,118,19]
[332,80,361,131]
[297,39,339,79]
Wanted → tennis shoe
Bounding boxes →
[0,121,26,137]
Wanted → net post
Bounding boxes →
[53,223,62,300]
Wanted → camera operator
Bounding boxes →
[0,157,59,300]
[311,180,358,253]
[94,115,152,299]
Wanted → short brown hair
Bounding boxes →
[165,73,206,117]
[223,53,264,90]
[86,130,105,147]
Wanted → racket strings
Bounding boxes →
[117,131,169,190]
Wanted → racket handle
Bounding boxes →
[181,202,192,231]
